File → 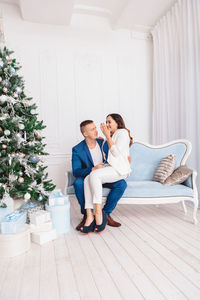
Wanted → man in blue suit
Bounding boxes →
[72,120,127,231]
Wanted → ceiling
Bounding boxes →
[0,0,177,32]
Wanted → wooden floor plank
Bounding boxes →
[0,254,25,300]
[53,236,80,300]
[40,242,60,300]
[116,205,200,298]
[19,243,41,300]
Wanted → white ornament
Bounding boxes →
[24,193,31,200]
[30,109,36,114]
[3,87,8,93]
[0,95,7,103]
[13,93,18,98]
[18,177,24,183]
[16,87,22,94]
[18,123,25,130]
[4,130,11,136]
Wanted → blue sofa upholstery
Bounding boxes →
[65,140,198,224]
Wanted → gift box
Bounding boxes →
[45,198,70,235]
[29,220,53,233]
[0,207,10,224]
[21,201,44,223]
[0,225,31,257]
[29,210,51,226]
[1,210,27,234]
[48,190,68,206]
[31,228,56,245]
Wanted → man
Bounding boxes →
[72,120,127,231]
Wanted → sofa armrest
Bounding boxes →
[182,170,197,189]
[66,170,76,187]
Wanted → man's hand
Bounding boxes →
[92,163,104,171]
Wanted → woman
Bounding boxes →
[80,113,133,234]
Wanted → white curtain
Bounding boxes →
[151,0,200,196]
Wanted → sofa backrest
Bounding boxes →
[127,140,191,181]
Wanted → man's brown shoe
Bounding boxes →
[76,215,87,231]
[106,215,121,227]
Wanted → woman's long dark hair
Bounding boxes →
[107,113,133,147]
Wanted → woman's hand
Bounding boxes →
[100,123,110,139]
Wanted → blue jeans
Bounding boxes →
[73,177,127,216]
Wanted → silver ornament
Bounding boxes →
[15,87,22,94]
[24,193,31,200]
[38,194,43,201]
[2,80,11,88]
[9,67,16,75]
[18,123,25,130]
[4,130,11,136]
[28,155,39,163]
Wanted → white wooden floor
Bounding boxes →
[1,200,200,300]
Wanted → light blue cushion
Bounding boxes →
[128,142,187,181]
[67,181,193,198]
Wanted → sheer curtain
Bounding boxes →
[151,0,200,197]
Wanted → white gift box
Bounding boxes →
[0,225,31,257]
[29,210,51,226]
[31,228,56,245]
[29,220,52,233]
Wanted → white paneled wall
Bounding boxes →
[1,3,153,190]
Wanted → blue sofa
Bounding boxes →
[65,140,198,224]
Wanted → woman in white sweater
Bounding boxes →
[80,113,133,234]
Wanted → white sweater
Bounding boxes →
[107,129,131,176]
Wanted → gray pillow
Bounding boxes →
[164,165,192,186]
[153,154,176,184]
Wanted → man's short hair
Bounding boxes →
[80,120,93,134]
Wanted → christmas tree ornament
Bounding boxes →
[38,194,43,201]
[28,155,39,163]
[24,193,31,200]
[0,76,2,82]
[3,87,8,93]
[18,177,24,183]
[9,174,17,182]
[2,80,11,88]
[18,123,25,130]
[13,93,18,98]
[31,109,36,114]
[8,155,12,166]
[0,95,7,103]
[4,130,11,136]
[19,153,25,158]
[19,171,23,176]
[11,153,16,157]
[15,87,22,94]
[0,59,3,67]
[9,66,16,75]
[2,144,7,149]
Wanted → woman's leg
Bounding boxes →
[89,167,127,225]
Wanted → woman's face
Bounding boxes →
[106,116,118,134]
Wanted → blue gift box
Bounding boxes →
[1,210,27,234]
[0,207,10,224]
[45,198,70,235]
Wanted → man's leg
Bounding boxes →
[73,177,86,230]
[103,180,127,227]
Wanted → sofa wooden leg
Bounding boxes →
[193,199,198,225]
[182,201,187,215]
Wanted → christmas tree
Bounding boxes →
[0,46,55,208]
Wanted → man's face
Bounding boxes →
[83,122,98,140]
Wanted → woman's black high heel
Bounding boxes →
[95,211,108,233]
[80,219,96,234]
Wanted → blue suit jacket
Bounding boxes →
[72,139,108,178]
